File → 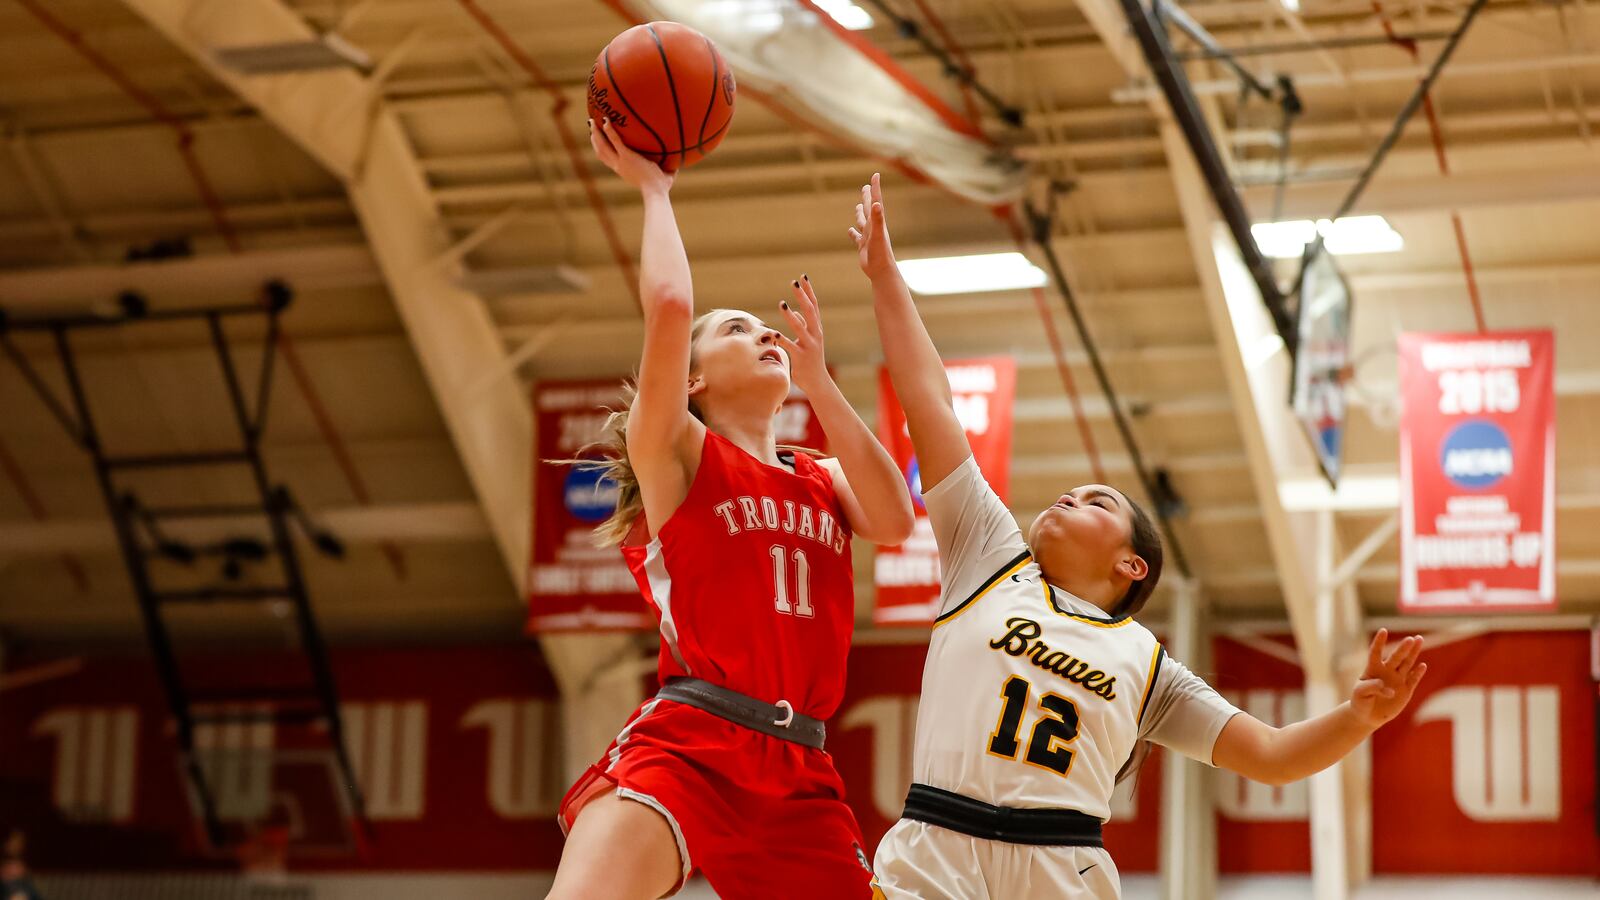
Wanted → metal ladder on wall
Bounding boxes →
[0,282,367,853]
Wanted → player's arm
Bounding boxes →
[591,119,705,532]
[777,277,914,546]
[1212,630,1427,786]
[852,174,972,492]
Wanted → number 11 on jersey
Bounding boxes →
[987,675,1081,777]
[769,544,814,617]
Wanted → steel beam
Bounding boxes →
[119,0,530,593]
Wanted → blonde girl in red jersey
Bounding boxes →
[547,122,913,900]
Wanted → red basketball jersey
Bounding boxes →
[624,429,855,719]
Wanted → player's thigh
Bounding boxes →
[548,790,684,900]
[721,794,874,900]
[872,820,992,900]
[1016,845,1120,900]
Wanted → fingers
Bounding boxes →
[796,275,820,314]
[848,226,864,246]
[871,201,887,237]
[778,298,807,337]
[589,118,616,164]
[1367,628,1388,673]
[871,171,884,206]
[1386,635,1423,673]
[855,202,867,233]
[1407,662,1428,687]
[1352,678,1383,702]
[789,278,821,337]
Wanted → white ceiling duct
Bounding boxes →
[619,1,1025,206]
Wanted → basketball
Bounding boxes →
[587,22,736,172]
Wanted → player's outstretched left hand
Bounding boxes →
[776,275,831,397]
[1349,628,1427,729]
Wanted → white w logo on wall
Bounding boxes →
[1215,689,1308,820]
[339,702,428,820]
[31,706,139,823]
[1415,685,1561,821]
[461,699,564,818]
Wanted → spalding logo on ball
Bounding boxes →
[588,22,737,172]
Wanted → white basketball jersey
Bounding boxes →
[911,549,1164,820]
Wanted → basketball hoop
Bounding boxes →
[1348,340,1402,432]
[234,824,290,884]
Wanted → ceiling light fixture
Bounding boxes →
[1252,215,1404,259]
[896,252,1048,295]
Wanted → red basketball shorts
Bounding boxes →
[559,699,874,899]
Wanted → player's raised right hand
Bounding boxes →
[1349,628,1427,729]
[850,173,897,282]
[590,117,675,195]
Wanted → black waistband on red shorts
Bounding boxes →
[901,783,1103,847]
[656,677,826,750]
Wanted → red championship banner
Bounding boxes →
[527,379,829,633]
[527,379,651,633]
[1398,331,1556,613]
[873,357,1016,626]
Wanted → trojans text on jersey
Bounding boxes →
[712,495,848,555]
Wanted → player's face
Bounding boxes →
[1027,484,1136,578]
[689,309,791,410]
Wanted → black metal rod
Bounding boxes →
[855,0,1025,127]
[104,450,252,470]
[154,587,294,603]
[1023,203,1193,579]
[1328,0,1486,227]
[142,503,267,519]
[1119,0,1296,344]
[207,314,368,826]
[252,305,281,438]
[1298,0,1488,281]
[1155,0,1274,100]
[0,332,85,443]
[1176,30,1454,61]
[48,324,227,848]
[0,300,278,331]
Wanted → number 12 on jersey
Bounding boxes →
[987,675,1081,777]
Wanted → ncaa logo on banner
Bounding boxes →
[1439,420,1513,490]
[563,465,619,523]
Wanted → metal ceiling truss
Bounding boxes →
[0,284,367,853]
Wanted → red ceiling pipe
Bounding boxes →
[903,0,986,133]
[1370,1,1488,333]
[1001,213,1107,484]
[16,0,408,578]
[456,0,643,313]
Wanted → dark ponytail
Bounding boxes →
[1113,497,1164,617]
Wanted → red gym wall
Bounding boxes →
[0,632,1593,875]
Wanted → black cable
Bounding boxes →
[1119,0,1295,343]
[1157,0,1274,101]
[1299,0,1489,280]
[1176,30,1455,62]
[1022,199,1193,579]
[853,0,1026,127]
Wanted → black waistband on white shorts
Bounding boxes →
[901,783,1103,847]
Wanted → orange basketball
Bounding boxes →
[587,22,736,172]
